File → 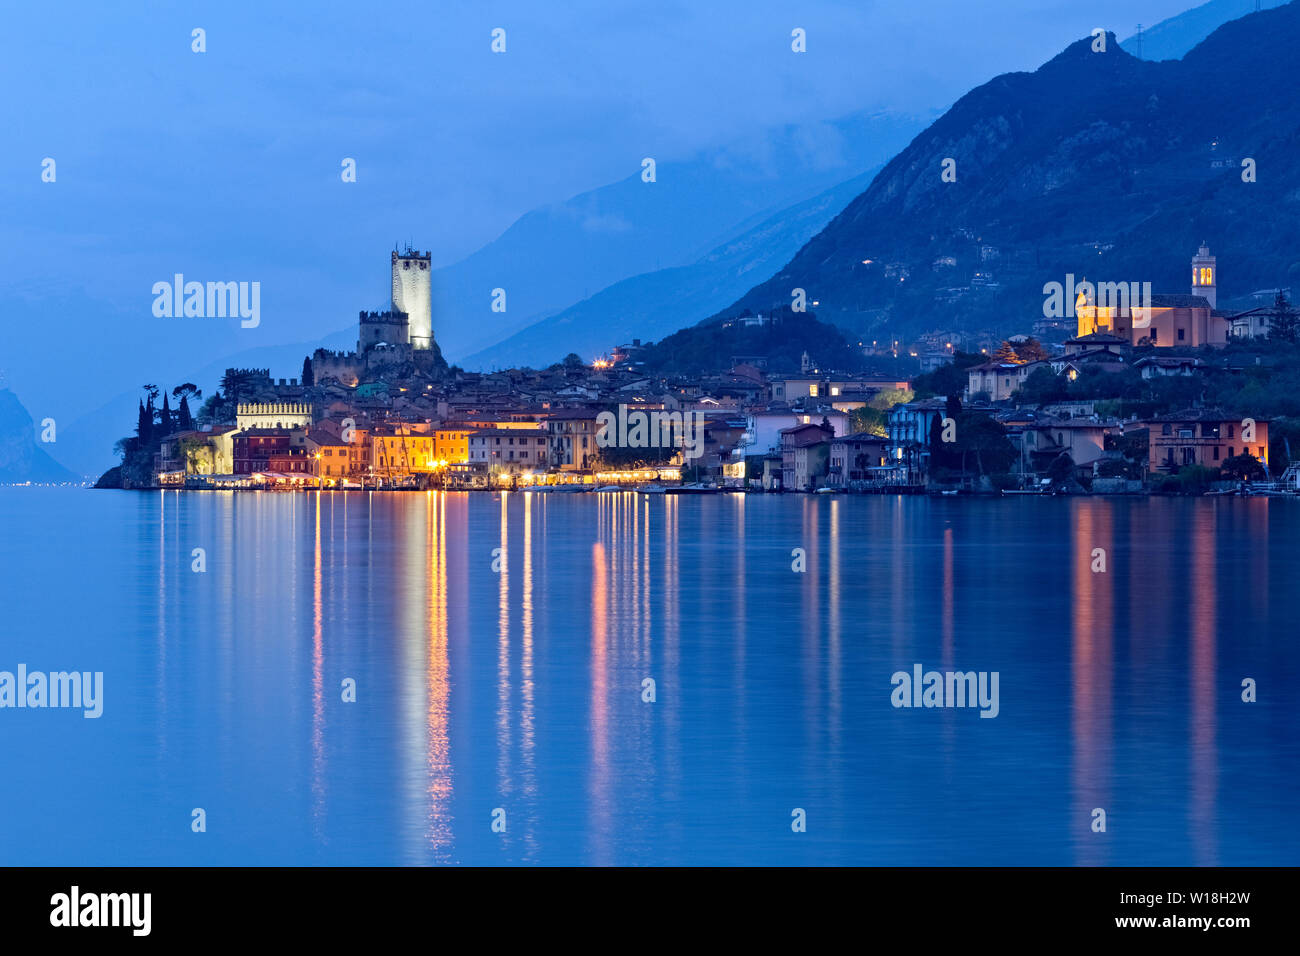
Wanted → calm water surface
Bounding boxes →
[0,488,1296,865]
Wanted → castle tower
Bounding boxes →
[391,247,433,350]
[1191,243,1217,309]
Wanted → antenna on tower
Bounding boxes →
[1135,24,1143,59]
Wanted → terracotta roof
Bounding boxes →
[831,431,889,443]
[1065,332,1127,344]
[1144,407,1265,423]
[306,428,351,447]
[1148,294,1211,308]
[780,422,834,446]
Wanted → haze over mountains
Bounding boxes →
[0,390,77,484]
[463,167,880,370]
[430,110,928,363]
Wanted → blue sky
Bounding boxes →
[1,0,1192,455]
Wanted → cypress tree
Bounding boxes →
[136,398,151,444]
[929,414,948,469]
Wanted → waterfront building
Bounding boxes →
[370,425,437,475]
[305,429,364,482]
[434,426,473,465]
[746,406,849,457]
[1140,409,1270,474]
[233,428,298,474]
[1019,417,1120,471]
[468,425,549,473]
[828,432,891,487]
[546,408,602,471]
[887,398,948,481]
[156,424,240,475]
[780,421,834,491]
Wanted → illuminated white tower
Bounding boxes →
[391,247,433,349]
[1191,243,1217,309]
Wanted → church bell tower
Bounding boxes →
[1191,243,1217,309]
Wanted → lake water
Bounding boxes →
[1,488,1296,865]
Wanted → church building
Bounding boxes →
[1077,244,1229,348]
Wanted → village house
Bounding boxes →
[468,424,549,474]
[745,406,850,456]
[233,428,299,474]
[304,428,365,482]
[887,398,948,481]
[1019,417,1120,471]
[1140,409,1270,474]
[1134,355,1206,379]
[828,432,891,487]
[1063,332,1129,358]
[966,361,1022,401]
[779,421,835,491]
[156,424,240,475]
[546,408,602,471]
[368,425,432,476]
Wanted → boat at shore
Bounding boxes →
[667,483,720,494]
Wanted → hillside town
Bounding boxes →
[108,243,1300,497]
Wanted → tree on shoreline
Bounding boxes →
[1220,452,1266,481]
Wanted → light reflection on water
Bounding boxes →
[0,489,1297,865]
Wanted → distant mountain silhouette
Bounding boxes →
[1122,0,1287,61]
[434,109,929,365]
[714,3,1300,343]
[0,390,79,483]
[462,168,878,370]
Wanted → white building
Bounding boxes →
[235,402,314,431]
[391,247,433,350]
[745,408,849,456]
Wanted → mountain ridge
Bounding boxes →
[709,4,1300,344]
